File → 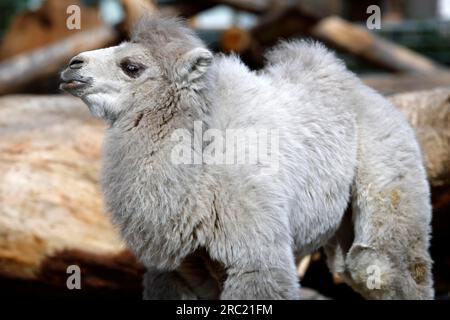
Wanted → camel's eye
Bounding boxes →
[120,59,144,78]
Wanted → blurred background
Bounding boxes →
[0,0,449,299]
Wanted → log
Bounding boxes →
[0,89,449,297]
[311,16,439,73]
[0,95,125,273]
[0,26,119,96]
[297,255,311,279]
[0,94,144,297]
[0,0,102,60]
[230,4,442,73]
[362,71,450,95]
[389,88,450,187]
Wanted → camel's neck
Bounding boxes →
[105,83,214,177]
[115,81,212,137]
[101,85,216,269]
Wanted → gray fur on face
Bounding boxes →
[131,15,210,83]
[61,16,434,300]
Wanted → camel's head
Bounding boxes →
[60,16,212,122]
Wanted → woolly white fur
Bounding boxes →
[61,16,433,300]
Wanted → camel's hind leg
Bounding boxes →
[326,123,434,299]
[326,180,434,299]
[347,174,434,299]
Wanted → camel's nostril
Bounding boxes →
[69,57,86,69]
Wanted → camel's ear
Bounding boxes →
[174,48,213,83]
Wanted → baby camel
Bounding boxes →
[61,15,433,299]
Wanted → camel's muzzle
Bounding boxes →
[59,68,92,96]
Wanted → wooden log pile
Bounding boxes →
[218,2,443,72]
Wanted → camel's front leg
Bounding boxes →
[220,243,300,300]
[143,269,197,300]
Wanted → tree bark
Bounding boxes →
[389,88,450,187]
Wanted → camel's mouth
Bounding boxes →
[59,69,92,96]
[59,77,93,97]
[60,80,88,91]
